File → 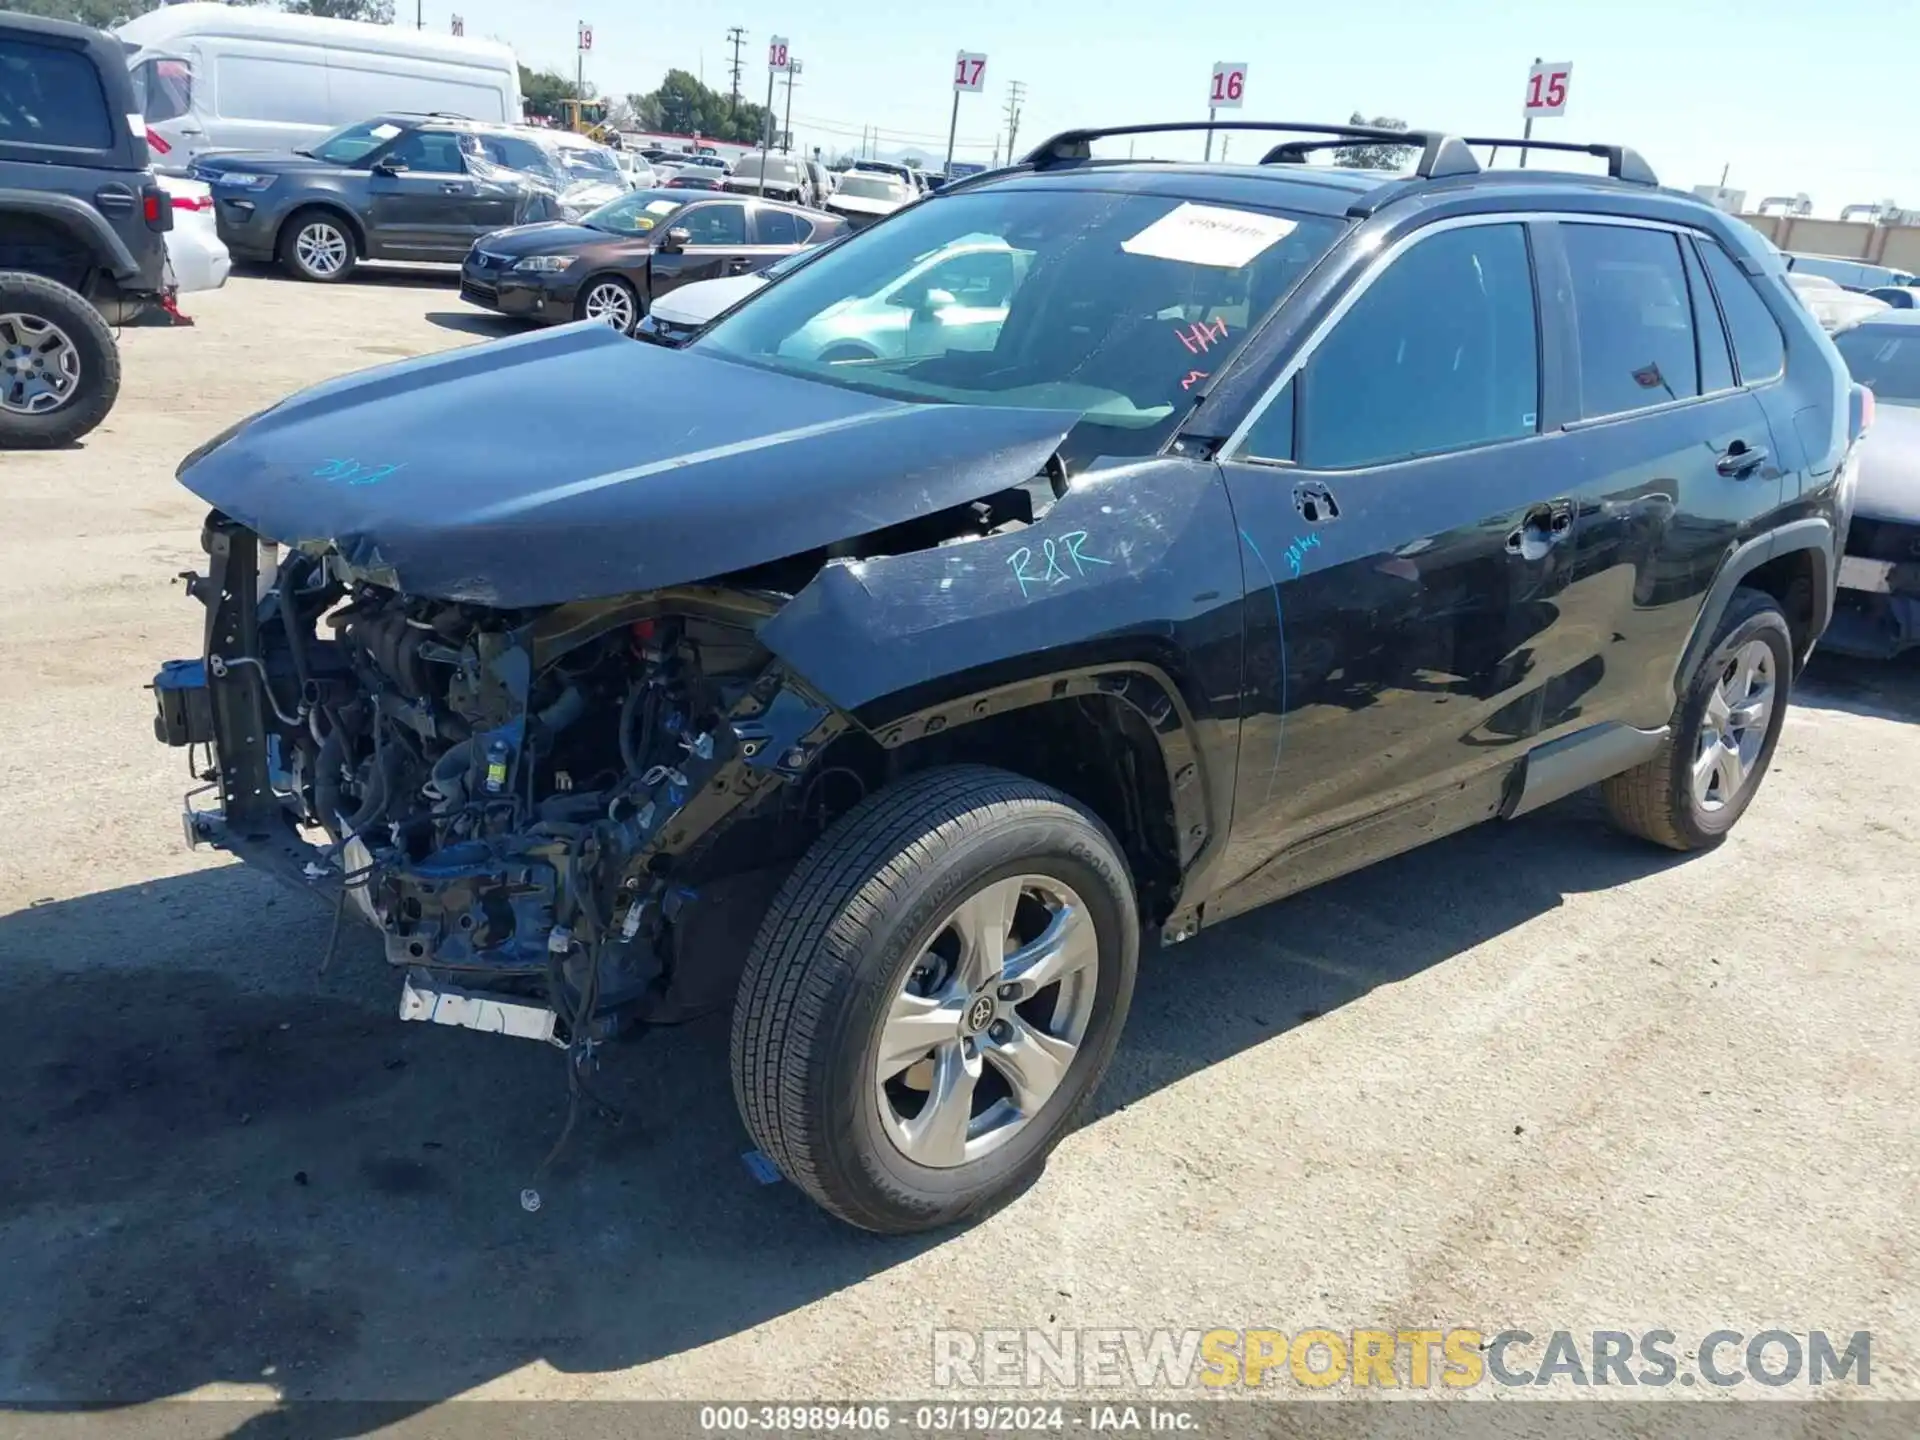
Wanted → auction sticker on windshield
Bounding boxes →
[370,123,402,141]
[1122,203,1298,269]
[647,200,680,213]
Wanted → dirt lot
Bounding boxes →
[2,270,1916,1414]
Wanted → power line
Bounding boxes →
[724,26,745,115]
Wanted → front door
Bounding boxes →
[1208,219,1612,922]
[648,200,753,300]
[364,129,480,258]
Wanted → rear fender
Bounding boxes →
[759,455,1247,897]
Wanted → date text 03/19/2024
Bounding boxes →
[697,1403,1199,1432]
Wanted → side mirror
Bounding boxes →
[661,226,693,253]
[371,158,408,177]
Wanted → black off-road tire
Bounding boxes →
[730,765,1139,1234]
[277,208,359,283]
[0,271,119,449]
[1602,588,1794,851]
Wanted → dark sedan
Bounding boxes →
[459,188,845,334]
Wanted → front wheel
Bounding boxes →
[0,271,120,449]
[278,210,359,283]
[730,765,1139,1233]
[1603,587,1793,851]
[576,276,639,334]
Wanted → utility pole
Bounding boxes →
[1003,79,1025,164]
[415,0,421,29]
[781,60,800,154]
[725,26,746,115]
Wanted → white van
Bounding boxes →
[117,3,521,171]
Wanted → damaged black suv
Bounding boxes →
[151,121,1863,1233]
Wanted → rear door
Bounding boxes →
[649,200,752,298]
[1542,220,1781,736]
[365,128,479,257]
[1210,217,1606,920]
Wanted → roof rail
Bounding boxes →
[1461,137,1658,186]
[1021,122,1481,181]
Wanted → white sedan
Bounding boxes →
[154,172,230,295]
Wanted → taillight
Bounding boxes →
[141,184,174,232]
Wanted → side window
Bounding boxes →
[0,38,113,150]
[680,203,748,246]
[137,59,194,124]
[1698,241,1787,385]
[1562,224,1698,418]
[757,208,803,246]
[386,130,468,174]
[1288,223,1539,470]
[920,250,1016,307]
[1682,239,1736,394]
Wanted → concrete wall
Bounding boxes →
[1738,213,1920,272]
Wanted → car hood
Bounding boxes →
[1856,402,1920,525]
[473,222,636,258]
[827,193,905,217]
[648,273,767,326]
[176,321,1079,608]
[192,151,341,178]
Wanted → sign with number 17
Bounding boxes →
[954,52,987,92]
[1524,61,1571,117]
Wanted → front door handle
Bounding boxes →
[440,183,471,194]
[1506,500,1574,560]
[1715,440,1768,477]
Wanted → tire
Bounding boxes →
[0,271,119,450]
[1602,587,1794,851]
[574,276,640,334]
[730,764,1139,1233]
[278,209,359,283]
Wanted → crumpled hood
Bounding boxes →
[1856,402,1920,525]
[177,322,1079,608]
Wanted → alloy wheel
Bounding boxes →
[1693,639,1776,812]
[0,312,81,415]
[875,874,1100,1169]
[582,282,636,332]
[295,222,349,278]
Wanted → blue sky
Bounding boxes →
[431,0,1904,214]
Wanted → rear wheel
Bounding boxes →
[576,277,639,334]
[1603,588,1793,850]
[279,210,358,283]
[730,765,1139,1233]
[0,271,119,449]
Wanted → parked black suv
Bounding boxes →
[192,114,621,283]
[149,121,1860,1233]
[1,11,172,445]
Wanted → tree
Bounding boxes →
[520,66,585,123]
[5,0,157,24]
[630,69,771,145]
[1333,112,1415,170]
[282,0,394,18]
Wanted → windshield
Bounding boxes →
[735,155,801,181]
[1835,326,1920,405]
[837,175,911,203]
[551,144,621,181]
[311,117,407,164]
[580,191,684,235]
[696,188,1344,466]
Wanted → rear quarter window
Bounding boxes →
[0,38,114,151]
[1698,240,1787,385]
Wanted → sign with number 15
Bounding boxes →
[1524,61,1571,117]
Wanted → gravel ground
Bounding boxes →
[1,270,1915,1416]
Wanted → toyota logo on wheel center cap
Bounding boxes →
[965,995,996,1033]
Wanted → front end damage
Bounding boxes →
[156,513,857,1047]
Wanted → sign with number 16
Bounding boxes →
[1209,62,1247,109]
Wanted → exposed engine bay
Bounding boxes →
[158,515,880,1047]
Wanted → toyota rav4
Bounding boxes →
[150,121,1865,1233]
